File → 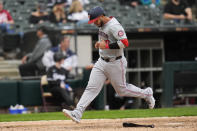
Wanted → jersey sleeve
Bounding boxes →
[164,3,172,14]
[110,24,129,48]
[5,10,13,21]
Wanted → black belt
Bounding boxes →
[101,56,122,62]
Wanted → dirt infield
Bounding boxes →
[0,116,197,131]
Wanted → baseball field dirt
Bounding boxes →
[0,116,197,131]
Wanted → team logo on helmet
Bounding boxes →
[118,30,124,37]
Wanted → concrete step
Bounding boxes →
[0,60,21,66]
[0,60,21,79]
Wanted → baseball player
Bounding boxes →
[63,6,155,123]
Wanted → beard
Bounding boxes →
[98,20,104,27]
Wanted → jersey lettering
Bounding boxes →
[99,31,108,39]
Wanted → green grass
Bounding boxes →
[0,107,197,122]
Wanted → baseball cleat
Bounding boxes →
[62,109,80,123]
[145,87,155,109]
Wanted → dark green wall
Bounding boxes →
[162,61,197,107]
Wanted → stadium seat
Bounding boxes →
[160,19,178,28]
[149,9,162,24]
[179,20,196,28]
[4,1,19,8]
[40,75,53,112]
[142,20,159,28]
[2,34,21,52]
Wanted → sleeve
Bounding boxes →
[71,55,78,68]
[43,15,49,22]
[164,3,172,14]
[64,69,69,83]
[183,1,190,8]
[28,38,52,63]
[6,11,13,21]
[46,67,53,80]
[29,15,37,24]
[109,24,129,48]
[42,50,55,70]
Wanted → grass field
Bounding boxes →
[0,107,197,122]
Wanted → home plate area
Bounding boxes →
[0,116,197,131]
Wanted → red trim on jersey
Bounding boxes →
[105,43,109,49]
[105,40,109,49]
[120,39,129,47]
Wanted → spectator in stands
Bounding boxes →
[0,0,15,34]
[130,0,141,8]
[29,3,49,24]
[49,1,67,25]
[47,0,67,8]
[66,0,90,6]
[163,0,192,21]
[145,0,160,9]
[67,0,88,25]
[141,0,160,6]
[47,52,74,109]
[42,36,78,74]
[119,0,141,7]
[19,26,52,77]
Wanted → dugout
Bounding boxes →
[162,61,197,107]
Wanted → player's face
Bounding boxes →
[36,30,43,38]
[61,38,70,50]
[60,59,64,64]
[94,17,103,27]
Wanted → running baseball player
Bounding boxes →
[63,6,155,123]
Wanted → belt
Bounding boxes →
[101,56,122,62]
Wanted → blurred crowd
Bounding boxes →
[0,0,90,34]
[120,0,197,22]
[0,0,197,34]
[29,0,89,26]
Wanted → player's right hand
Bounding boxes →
[95,42,100,49]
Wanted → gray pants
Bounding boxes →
[74,57,151,118]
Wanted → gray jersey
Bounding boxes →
[63,15,155,121]
[99,17,127,58]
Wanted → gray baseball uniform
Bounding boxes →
[73,17,153,118]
